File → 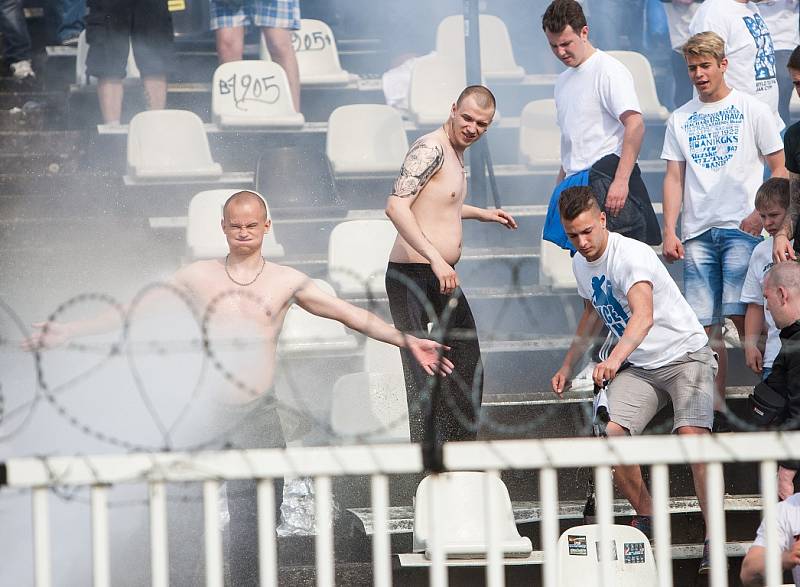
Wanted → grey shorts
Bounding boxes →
[607,346,717,435]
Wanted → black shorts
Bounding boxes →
[85,0,175,79]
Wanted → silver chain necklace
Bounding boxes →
[224,254,266,286]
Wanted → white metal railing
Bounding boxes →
[4,431,800,587]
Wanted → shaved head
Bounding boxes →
[766,261,800,292]
[223,190,270,222]
[456,85,496,111]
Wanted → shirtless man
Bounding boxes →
[27,190,452,586]
[384,85,517,444]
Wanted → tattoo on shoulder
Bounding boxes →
[390,140,444,198]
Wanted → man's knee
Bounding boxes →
[605,421,630,437]
[215,28,243,61]
[263,27,294,58]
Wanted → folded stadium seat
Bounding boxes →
[408,54,468,126]
[278,279,359,353]
[255,145,339,207]
[607,51,670,122]
[363,337,404,375]
[435,14,525,82]
[75,30,140,86]
[412,472,533,559]
[791,90,799,119]
[539,238,577,289]
[212,60,305,129]
[519,99,561,169]
[127,110,223,181]
[186,189,285,260]
[326,104,409,176]
[327,219,397,297]
[259,18,356,86]
[329,371,410,442]
[556,524,657,585]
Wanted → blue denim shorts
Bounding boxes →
[683,228,762,326]
[210,0,300,30]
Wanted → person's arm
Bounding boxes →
[555,166,566,185]
[743,303,765,374]
[461,204,518,229]
[741,539,800,586]
[774,173,800,262]
[604,110,645,216]
[742,150,786,235]
[662,159,686,262]
[551,300,605,395]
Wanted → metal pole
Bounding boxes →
[463,0,487,209]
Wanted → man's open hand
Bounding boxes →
[406,336,454,376]
[21,321,71,351]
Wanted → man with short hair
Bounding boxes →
[551,185,718,574]
[384,85,517,444]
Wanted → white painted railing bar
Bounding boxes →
[759,460,781,587]
[370,474,392,587]
[32,486,52,587]
[706,462,728,587]
[148,481,169,587]
[484,469,504,587]
[594,465,615,587]
[428,474,447,587]
[203,480,223,587]
[314,475,335,587]
[538,467,558,587]
[651,464,673,587]
[90,485,110,587]
[257,478,278,587]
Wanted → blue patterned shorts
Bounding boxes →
[210,0,300,31]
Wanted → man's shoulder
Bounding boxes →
[786,120,800,143]
[410,131,445,151]
[609,233,658,267]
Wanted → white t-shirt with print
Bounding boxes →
[752,492,800,586]
[690,0,783,127]
[665,2,702,52]
[661,89,784,241]
[554,50,641,177]
[758,0,800,51]
[573,232,708,369]
[740,237,793,368]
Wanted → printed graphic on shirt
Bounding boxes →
[742,14,777,92]
[683,105,744,169]
[591,275,629,337]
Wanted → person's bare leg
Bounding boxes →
[216,26,245,63]
[263,27,300,111]
[142,76,167,110]
[678,425,711,538]
[97,78,123,124]
[705,323,727,411]
[606,421,653,515]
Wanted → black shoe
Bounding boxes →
[698,539,711,575]
[712,410,731,433]
[630,514,652,541]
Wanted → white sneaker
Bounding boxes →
[570,362,597,392]
[10,60,35,80]
[723,318,741,348]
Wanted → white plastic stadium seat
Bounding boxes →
[127,110,223,181]
[435,14,525,81]
[75,30,140,86]
[327,219,397,297]
[363,337,404,375]
[607,51,670,121]
[519,99,561,169]
[326,104,409,175]
[279,279,359,353]
[259,19,355,86]
[408,54,467,126]
[556,524,657,586]
[329,371,409,442]
[186,189,285,260]
[539,237,576,289]
[412,472,533,559]
[791,89,799,118]
[212,61,304,129]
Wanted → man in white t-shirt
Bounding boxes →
[664,0,704,107]
[758,0,800,126]
[690,0,785,128]
[551,185,719,574]
[741,492,800,586]
[661,31,785,422]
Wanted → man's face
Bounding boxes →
[545,25,590,68]
[685,53,728,100]
[221,199,270,256]
[562,207,608,262]
[764,278,793,328]
[790,68,800,99]
[449,95,494,149]
[759,201,788,236]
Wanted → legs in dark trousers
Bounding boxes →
[385,262,484,444]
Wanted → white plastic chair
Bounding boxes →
[790,89,799,118]
[75,30,140,86]
[408,54,467,126]
[186,189,285,260]
[279,279,359,353]
[329,371,409,442]
[212,61,304,129]
[326,104,409,175]
[435,14,525,81]
[127,110,223,181]
[539,237,576,289]
[327,219,397,297]
[259,19,355,86]
[607,51,670,121]
[363,337,404,375]
[519,99,561,169]
[412,472,533,559]
[556,524,657,586]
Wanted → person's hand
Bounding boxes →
[406,336,454,376]
[551,365,572,396]
[431,258,459,295]
[740,210,764,236]
[744,345,763,374]
[773,233,796,264]
[21,321,71,351]
[485,209,518,230]
[604,178,629,217]
[778,466,796,501]
[593,357,622,388]
[662,231,684,263]
[782,537,800,569]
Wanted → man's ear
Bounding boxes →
[264,218,272,233]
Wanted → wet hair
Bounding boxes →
[682,31,726,64]
[541,0,587,35]
[766,261,800,293]
[222,190,271,222]
[456,85,496,111]
[754,177,790,211]
[558,186,600,221]
[789,45,800,71]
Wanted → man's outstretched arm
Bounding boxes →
[551,300,604,395]
[461,205,518,229]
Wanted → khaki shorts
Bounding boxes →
[607,346,717,435]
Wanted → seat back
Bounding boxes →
[519,99,561,168]
[791,88,799,118]
[211,60,304,128]
[607,51,669,121]
[556,524,657,586]
[329,371,409,442]
[328,220,397,297]
[326,104,409,175]
[408,54,467,126]
[279,279,358,351]
[539,237,576,289]
[435,14,524,80]
[76,30,140,86]
[186,189,285,260]
[255,145,338,207]
[363,337,404,375]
